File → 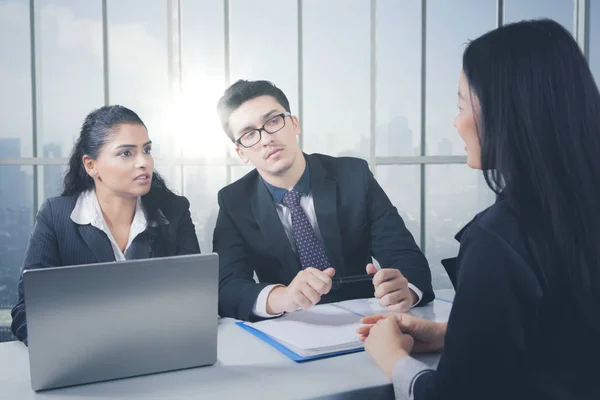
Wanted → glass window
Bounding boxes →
[302,0,370,158]
[503,0,574,33]
[183,167,227,253]
[180,0,229,160]
[36,0,103,156]
[230,165,255,183]
[425,165,496,290]
[426,0,496,156]
[589,0,600,82]
[41,164,67,200]
[0,0,583,332]
[41,140,66,201]
[107,0,173,160]
[376,165,421,247]
[376,0,422,157]
[155,164,183,197]
[230,0,298,114]
[0,0,33,157]
[0,166,33,342]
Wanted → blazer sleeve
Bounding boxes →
[174,196,201,255]
[402,225,541,400]
[11,199,62,344]
[364,163,434,304]
[213,191,270,320]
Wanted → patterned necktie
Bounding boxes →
[281,190,331,271]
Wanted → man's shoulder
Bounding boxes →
[308,153,368,168]
[307,153,369,177]
[218,168,260,200]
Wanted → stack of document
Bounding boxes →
[237,297,452,361]
[240,303,366,359]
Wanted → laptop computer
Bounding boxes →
[22,253,219,391]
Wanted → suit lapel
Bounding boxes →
[129,223,168,259]
[126,232,152,259]
[441,258,457,289]
[442,213,482,289]
[251,178,300,279]
[308,156,345,273]
[77,225,116,263]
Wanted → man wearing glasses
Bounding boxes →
[214,79,433,321]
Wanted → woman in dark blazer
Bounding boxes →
[358,19,600,400]
[11,105,201,344]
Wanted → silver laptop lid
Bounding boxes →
[23,253,218,391]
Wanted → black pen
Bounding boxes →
[331,274,375,287]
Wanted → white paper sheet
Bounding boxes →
[247,304,362,351]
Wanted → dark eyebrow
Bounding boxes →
[458,91,465,100]
[237,109,280,135]
[114,141,152,149]
[262,109,279,120]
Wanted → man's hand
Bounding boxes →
[266,267,336,314]
[367,264,416,313]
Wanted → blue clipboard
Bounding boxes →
[235,321,365,362]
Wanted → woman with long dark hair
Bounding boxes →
[358,19,599,399]
[11,105,200,344]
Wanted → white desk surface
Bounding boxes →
[0,290,454,400]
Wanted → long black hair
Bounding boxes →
[62,105,176,222]
[463,19,600,331]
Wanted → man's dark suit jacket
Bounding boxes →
[411,196,599,400]
[10,194,200,343]
[214,153,434,321]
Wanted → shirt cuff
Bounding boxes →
[252,284,285,318]
[407,283,423,308]
[392,356,435,400]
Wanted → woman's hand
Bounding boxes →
[358,313,446,354]
[360,316,413,379]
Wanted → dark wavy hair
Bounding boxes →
[62,105,176,222]
[463,19,600,332]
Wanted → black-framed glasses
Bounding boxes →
[235,112,292,148]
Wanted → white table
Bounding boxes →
[0,290,453,400]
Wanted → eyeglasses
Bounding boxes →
[235,112,291,148]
